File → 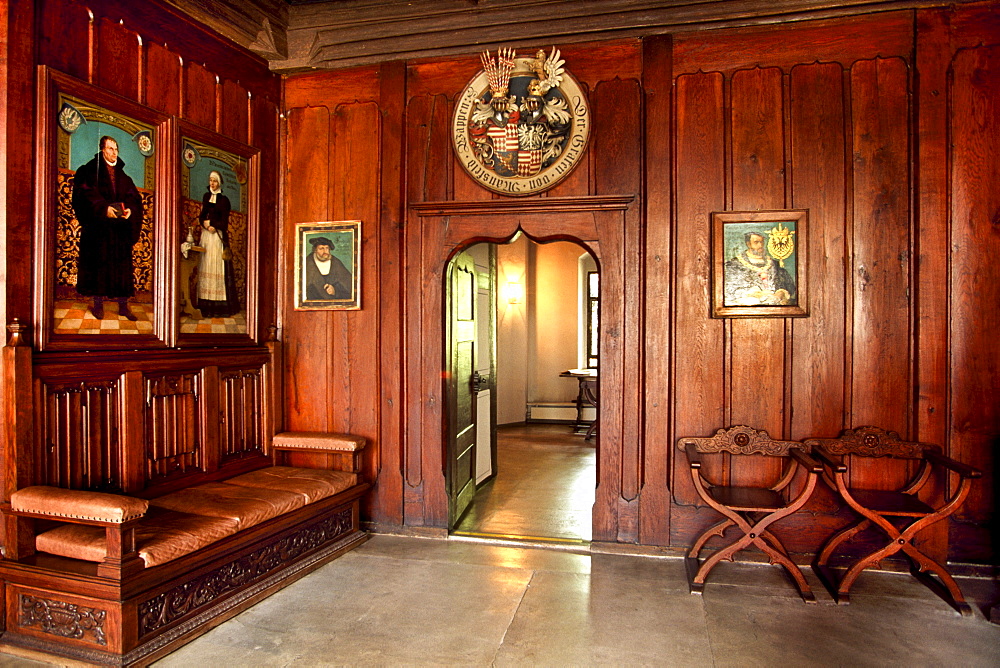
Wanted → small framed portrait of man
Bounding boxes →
[294,221,361,310]
[711,209,808,318]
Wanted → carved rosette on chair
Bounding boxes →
[806,426,981,616]
[678,425,823,603]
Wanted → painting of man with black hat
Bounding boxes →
[296,222,361,310]
[305,235,352,300]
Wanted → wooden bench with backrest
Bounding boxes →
[0,323,371,666]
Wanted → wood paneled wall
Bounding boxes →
[284,4,995,560]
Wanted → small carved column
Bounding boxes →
[2,319,36,559]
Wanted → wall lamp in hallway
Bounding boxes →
[504,280,524,305]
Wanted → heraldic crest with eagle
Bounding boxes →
[452,46,590,196]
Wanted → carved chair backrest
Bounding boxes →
[679,425,802,458]
[805,426,931,460]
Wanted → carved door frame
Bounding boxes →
[404,196,637,541]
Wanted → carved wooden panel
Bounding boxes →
[39,379,123,492]
[19,594,107,647]
[219,367,265,462]
[145,373,202,482]
[138,507,353,637]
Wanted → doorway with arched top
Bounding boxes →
[445,233,599,545]
[404,196,635,545]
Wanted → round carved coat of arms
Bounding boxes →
[452,47,590,196]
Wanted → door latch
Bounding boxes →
[471,370,489,393]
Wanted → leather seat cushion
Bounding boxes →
[225,466,358,504]
[12,486,148,523]
[272,432,366,452]
[35,508,239,567]
[150,482,304,530]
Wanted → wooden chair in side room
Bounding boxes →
[580,377,598,441]
[678,425,823,603]
[806,426,982,616]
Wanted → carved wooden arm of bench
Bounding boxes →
[8,486,147,579]
[272,432,368,474]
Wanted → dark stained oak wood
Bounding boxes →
[183,59,218,130]
[284,66,381,111]
[371,60,406,525]
[95,17,140,100]
[37,0,91,82]
[1,0,37,331]
[7,0,997,572]
[788,61,847,446]
[594,76,643,542]
[146,42,182,116]
[948,41,999,561]
[848,58,912,493]
[252,96,281,342]
[729,66,787,487]
[673,10,914,74]
[671,71,727,518]
[283,106,332,431]
[640,34,672,546]
[220,79,250,144]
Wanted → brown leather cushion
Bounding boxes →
[11,486,148,523]
[150,482,304,531]
[226,466,358,504]
[35,508,239,567]
[272,431,367,452]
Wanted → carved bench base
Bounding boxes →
[0,487,368,666]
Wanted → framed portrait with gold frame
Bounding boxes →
[35,67,171,351]
[294,221,361,311]
[175,120,260,346]
[711,209,808,318]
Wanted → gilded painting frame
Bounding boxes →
[35,67,172,351]
[711,209,809,318]
[294,221,362,311]
[175,120,260,346]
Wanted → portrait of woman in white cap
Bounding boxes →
[196,170,239,317]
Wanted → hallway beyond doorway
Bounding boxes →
[452,423,596,542]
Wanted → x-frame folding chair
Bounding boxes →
[679,425,823,603]
[806,426,982,616]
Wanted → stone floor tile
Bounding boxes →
[494,569,713,667]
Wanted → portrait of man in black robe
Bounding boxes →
[304,236,353,301]
[71,135,143,320]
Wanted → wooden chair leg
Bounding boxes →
[753,534,816,603]
[688,519,733,559]
[690,531,754,588]
[834,537,906,605]
[816,517,870,567]
[688,513,756,593]
[901,542,974,616]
